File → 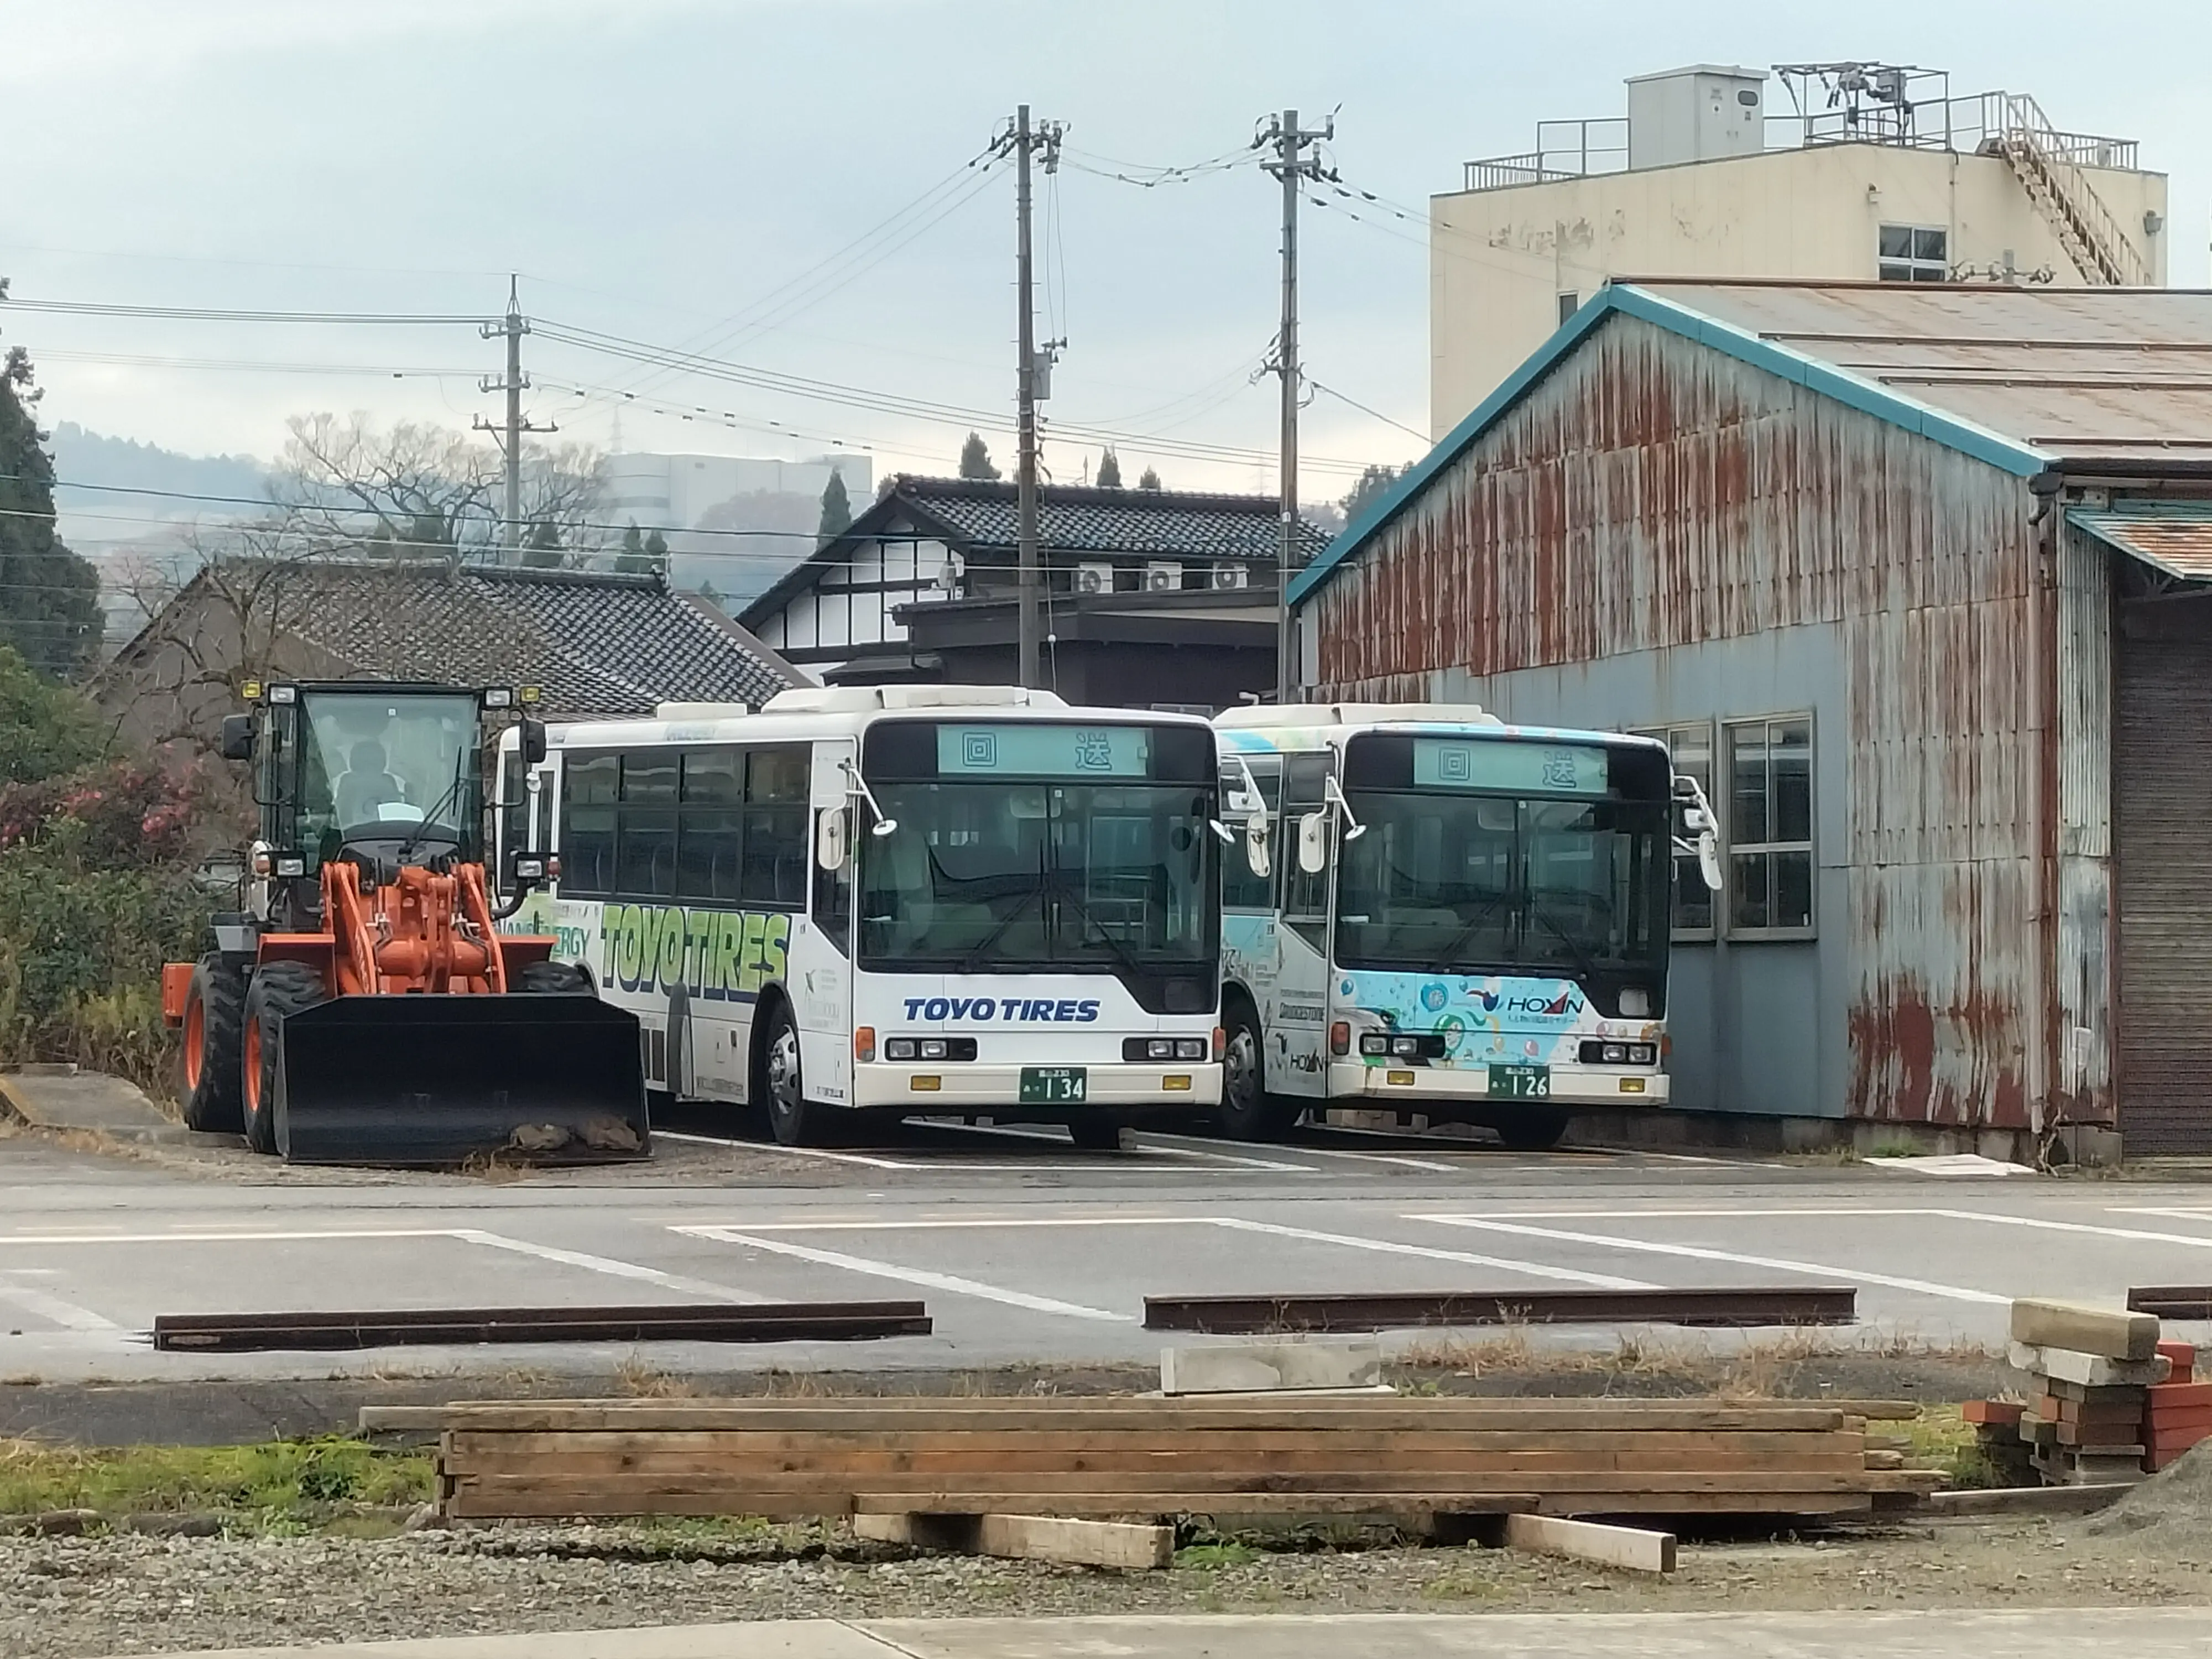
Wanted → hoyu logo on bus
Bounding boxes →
[599,902,790,1000]
[901,997,1103,1024]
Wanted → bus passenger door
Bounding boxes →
[790,737,855,1108]
[1271,752,1333,1102]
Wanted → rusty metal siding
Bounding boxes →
[1311,312,2045,1131]
[2056,524,2115,1126]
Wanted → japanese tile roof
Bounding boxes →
[743,475,1329,624]
[122,559,803,717]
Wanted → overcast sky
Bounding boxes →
[4,0,2208,523]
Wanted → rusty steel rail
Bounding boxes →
[2127,1286,2212,1319]
[1144,1287,1856,1334]
[153,1301,931,1353]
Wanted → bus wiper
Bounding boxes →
[1524,887,1606,990]
[957,847,1048,972]
[1046,876,1150,979]
[1425,887,1511,973]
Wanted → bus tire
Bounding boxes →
[1067,1115,1125,1151]
[1216,999,1296,1141]
[1497,1108,1570,1152]
[760,1002,831,1147]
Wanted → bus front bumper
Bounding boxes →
[851,1063,1223,1112]
[1328,1061,1670,1108]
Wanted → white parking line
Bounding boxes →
[1413,1214,2007,1305]
[1139,1130,1455,1173]
[678,1225,1132,1323]
[671,1214,1653,1291]
[1208,1218,1658,1290]
[654,1129,1317,1175]
[448,1229,772,1304]
[0,1276,117,1332]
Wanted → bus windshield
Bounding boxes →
[858,779,1219,974]
[1334,789,1668,978]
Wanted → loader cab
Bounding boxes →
[234,680,539,925]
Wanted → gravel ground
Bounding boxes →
[7,1515,2212,1659]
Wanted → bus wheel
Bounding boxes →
[761,1005,813,1146]
[1498,1108,1570,1152]
[1216,1006,1293,1141]
[1068,1116,1125,1151]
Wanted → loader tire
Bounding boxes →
[242,962,327,1157]
[516,961,593,995]
[178,957,246,1135]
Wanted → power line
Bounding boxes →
[1307,378,1428,442]
[0,297,496,325]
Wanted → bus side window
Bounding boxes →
[1281,753,1331,947]
[560,753,618,898]
[1222,759,1279,911]
[812,808,853,955]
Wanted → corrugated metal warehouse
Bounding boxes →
[1290,280,2212,1159]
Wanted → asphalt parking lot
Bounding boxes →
[3,1114,2211,1384]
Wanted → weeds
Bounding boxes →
[1175,1541,1262,1570]
[0,1437,432,1525]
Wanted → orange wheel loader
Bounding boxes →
[162,680,647,1165]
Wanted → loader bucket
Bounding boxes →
[270,994,648,1166]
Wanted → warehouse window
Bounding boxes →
[1725,716,1814,938]
[1879,224,1948,283]
[1632,722,1716,941]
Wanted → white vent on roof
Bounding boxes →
[763,686,1071,713]
[1211,563,1251,591]
[1142,560,1184,593]
[655,702,751,719]
[1074,561,1114,596]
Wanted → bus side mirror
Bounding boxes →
[1296,810,1329,875]
[520,718,548,766]
[1697,829,1723,893]
[1245,818,1272,879]
[816,806,850,873]
[218,714,254,763]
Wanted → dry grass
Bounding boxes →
[612,1355,702,1399]
[1397,1326,2000,1399]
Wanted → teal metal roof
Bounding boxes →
[1288,282,2055,609]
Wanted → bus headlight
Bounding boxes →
[883,1037,915,1061]
[1360,1034,1389,1056]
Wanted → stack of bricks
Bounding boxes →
[2144,1340,2210,1473]
[1961,1398,2035,1485]
[2008,1298,2169,1487]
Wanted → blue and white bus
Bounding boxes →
[1209,703,1718,1147]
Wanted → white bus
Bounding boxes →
[1211,703,1719,1149]
[494,686,1224,1147]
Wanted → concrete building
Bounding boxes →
[604,451,872,526]
[1433,62,2168,433]
[1290,279,2212,1161]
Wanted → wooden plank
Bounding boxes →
[851,1492,1543,1517]
[447,1468,1897,1499]
[1503,1512,1676,1574]
[440,1428,1864,1460]
[442,1448,1872,1481]
[854,1512,1173,1570]
[422,1402,1852,1434]
[1541,1490,1875,1517]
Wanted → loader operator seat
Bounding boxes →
[336,740,408,828]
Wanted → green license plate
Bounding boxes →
[1020,1066,1088,1104]
[1486,1063,1551,1099]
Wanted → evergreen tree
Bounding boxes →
[816,468,853,546]
[521,518,564,569]
[1342,462,1404,521]
[0,345,103,679]
[1095,447,1123,488]
[643,529,670,579]
[614,520,650,574]
[958,431,1001,481]
[1136,466,1162,491]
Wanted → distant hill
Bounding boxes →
[47,422,272,547]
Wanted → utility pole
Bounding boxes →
[1258,108,1334,704]
[476,275,555,561]
[993,106,1064,689]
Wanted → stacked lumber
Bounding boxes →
[425,1395,1938,1525]
[2007,1299,2169,1486]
